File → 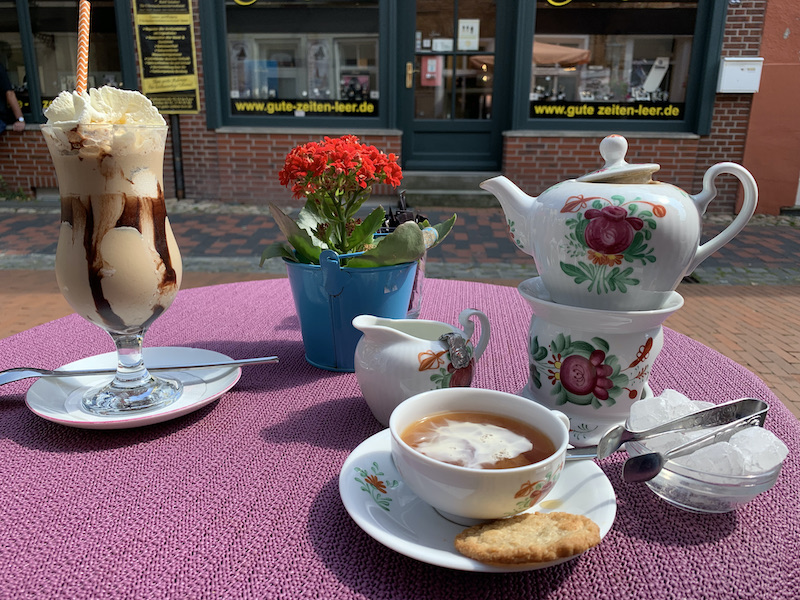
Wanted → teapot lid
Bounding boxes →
[577,135,660,184]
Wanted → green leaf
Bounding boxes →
[268,203,322,263]
[610,373,629,388]
[572,393,595,406]
[591,337,610,353]
[554,387,567,405]
[345,221,426,268]
[561,262,590,284]
[554,333,568,353]
[295,202,329,248]
[260,242,296,266]
[423,214,457,250]
[346,206,384,251]
[570,341,595,357]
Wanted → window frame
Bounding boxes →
[200,0,394,130]
[511,0,727,134]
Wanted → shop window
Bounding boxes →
[530,0,697,123]
[27,0,123,111]
[225,0,380,119]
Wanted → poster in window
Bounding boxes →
[340,75,370,102]
[421,56,443,87]
[132,0,200,113]
[307,39,332,99]
[245,60,278,99]
[458,19,480,51]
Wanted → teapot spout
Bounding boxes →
[479,176,537,254]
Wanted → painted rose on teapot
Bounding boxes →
[481,135,758,311]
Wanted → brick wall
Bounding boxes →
[1,0,765,214]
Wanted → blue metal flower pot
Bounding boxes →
[285,250,417,372]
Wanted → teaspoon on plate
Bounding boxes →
[0,356,279,386]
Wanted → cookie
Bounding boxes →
[454,511,601,565]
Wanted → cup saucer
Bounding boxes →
[339,429,617,572]
[25,347,242,429]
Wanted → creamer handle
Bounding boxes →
[458,309,491,361]
[688,163,758,273]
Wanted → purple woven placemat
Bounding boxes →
[0,278,797,599]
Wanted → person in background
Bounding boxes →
[0,63,25,133]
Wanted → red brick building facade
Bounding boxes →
[1,0,792,215]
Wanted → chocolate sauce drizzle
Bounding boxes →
[63,183,178,334]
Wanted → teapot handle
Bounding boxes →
[688,162,758,273]
[458,309,491,361]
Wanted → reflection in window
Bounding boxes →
[0,5,26,113]
[413,0,496,120]
[225,0,380,118]
[28,1,122,109]
[531,0,696,121]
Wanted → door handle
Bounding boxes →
[406,62,419,88]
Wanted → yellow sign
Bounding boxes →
[132,0,200,114]
[531,101,683,120]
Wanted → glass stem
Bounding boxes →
[110,330,152,389]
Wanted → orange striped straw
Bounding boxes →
[76,0,90,93]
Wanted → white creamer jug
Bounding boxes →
[353,309,490,426]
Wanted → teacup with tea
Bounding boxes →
[389,388,570,524]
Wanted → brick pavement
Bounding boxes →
[1,200,799,418]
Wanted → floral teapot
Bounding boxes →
[480,135,758,311]
[352,309,490,426]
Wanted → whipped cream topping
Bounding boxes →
[43,87,166,158]
[413,420,533,469]
[45,86,165,127]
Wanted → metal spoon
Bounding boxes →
[0,356,279,386]
[596,397,768,460]
[622,407,769,483]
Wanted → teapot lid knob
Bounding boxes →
[577,134,660,184]
[599,134,628,167]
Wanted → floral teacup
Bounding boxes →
[389,387,570,525]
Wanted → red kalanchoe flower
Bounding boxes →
[277,135,403,255]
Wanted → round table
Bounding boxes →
[0,278,798,599]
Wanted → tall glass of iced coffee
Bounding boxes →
[42,87,184,415]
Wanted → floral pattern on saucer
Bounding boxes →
[339,430,617,573]
[353,461,398,511]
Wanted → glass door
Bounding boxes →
[398,0,508,171]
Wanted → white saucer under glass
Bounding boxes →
[25,347,241,429]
